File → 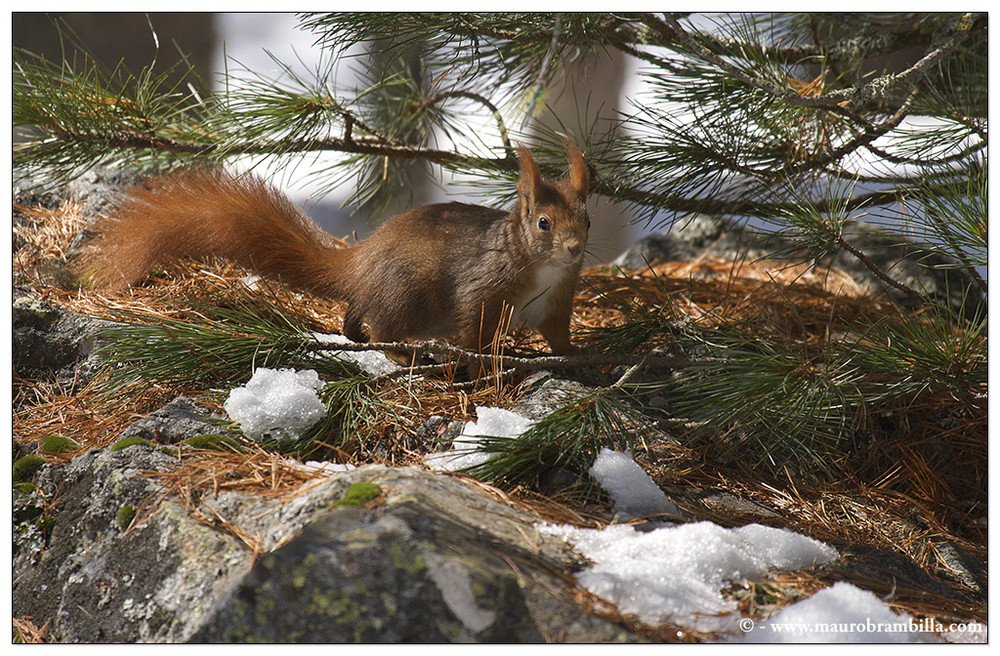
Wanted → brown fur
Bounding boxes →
[81,141,590,353]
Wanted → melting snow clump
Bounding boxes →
[589,447,682,520]
[540,448,945,641]
[224,367,327,446]
[424,406,535,472]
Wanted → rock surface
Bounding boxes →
[118,396,222,445]
[12,290,110,387]
[12,447,634,643]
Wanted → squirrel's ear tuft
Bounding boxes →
[562,138,589,199]
[516,143,543,210]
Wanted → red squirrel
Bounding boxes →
[82,141,590,355]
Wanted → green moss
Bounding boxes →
[14,481,37,495]
[333,482,383,508]
[40,434,80,455]
[117,505,137,531]
[36,516,55,537]
[109,436,153,451]
[13,455,46,483]
[181,433,243,452]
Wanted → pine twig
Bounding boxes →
[658,12,983,109]
[413,90,514,157]
[817,221,929,307]
[314,339,689,374]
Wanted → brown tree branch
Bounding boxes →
[314,338,690,373]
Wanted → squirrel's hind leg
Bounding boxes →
[341,308,368,343]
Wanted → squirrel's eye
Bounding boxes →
[538,217,550,231]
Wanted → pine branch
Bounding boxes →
[462,393,650,495]
[658,12,984,109]
[16,12,986,319]
[411,90,514,156]
[779,88,919,178]
[93,282,360,398]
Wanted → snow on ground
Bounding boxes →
[740,581,935,643]
[540,444,973,642]
[223,367,327,445]
[745,582,985,643]
[538,520,837,635]
[542,446,837,635]
[588,447,683,520]
[423,406,536,472]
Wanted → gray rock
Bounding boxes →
[829,545,976,604]
[12,448,635,643]
[68,167,146,222]
[12,446,249,643]
[931,541,988,595]
[512,370,598,420]
[12,292,111,386]
[14,166,69,210]
[416,415,466,452]
[612,214,786,270]
[666,487,780,523]
[118,396,222,445]
[193,466,632,643]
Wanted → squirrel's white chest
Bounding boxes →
[513,264,566,327]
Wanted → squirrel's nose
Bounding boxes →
[563,242,583,265]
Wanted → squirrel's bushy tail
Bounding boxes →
[80,169,354,300]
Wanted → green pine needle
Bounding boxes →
[464,393,652,496]
[252,374,411,457]
[95,280,359,399]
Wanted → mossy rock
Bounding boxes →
[40,434,80,455]
[35,516,55,538]
[13,484,45,524]
[13,455,46,484]
[181,433,243,452]
[333,482,383,508]
[109,436,153,452]
[117,505,138,531]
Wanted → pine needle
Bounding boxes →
[465,393,653,498]
[94,279,360,399]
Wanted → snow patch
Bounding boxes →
[589,447,682,520]
[424,406,535,472]
[742,581,937,643]
[537,520,837,635]
[224,368,327,445]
